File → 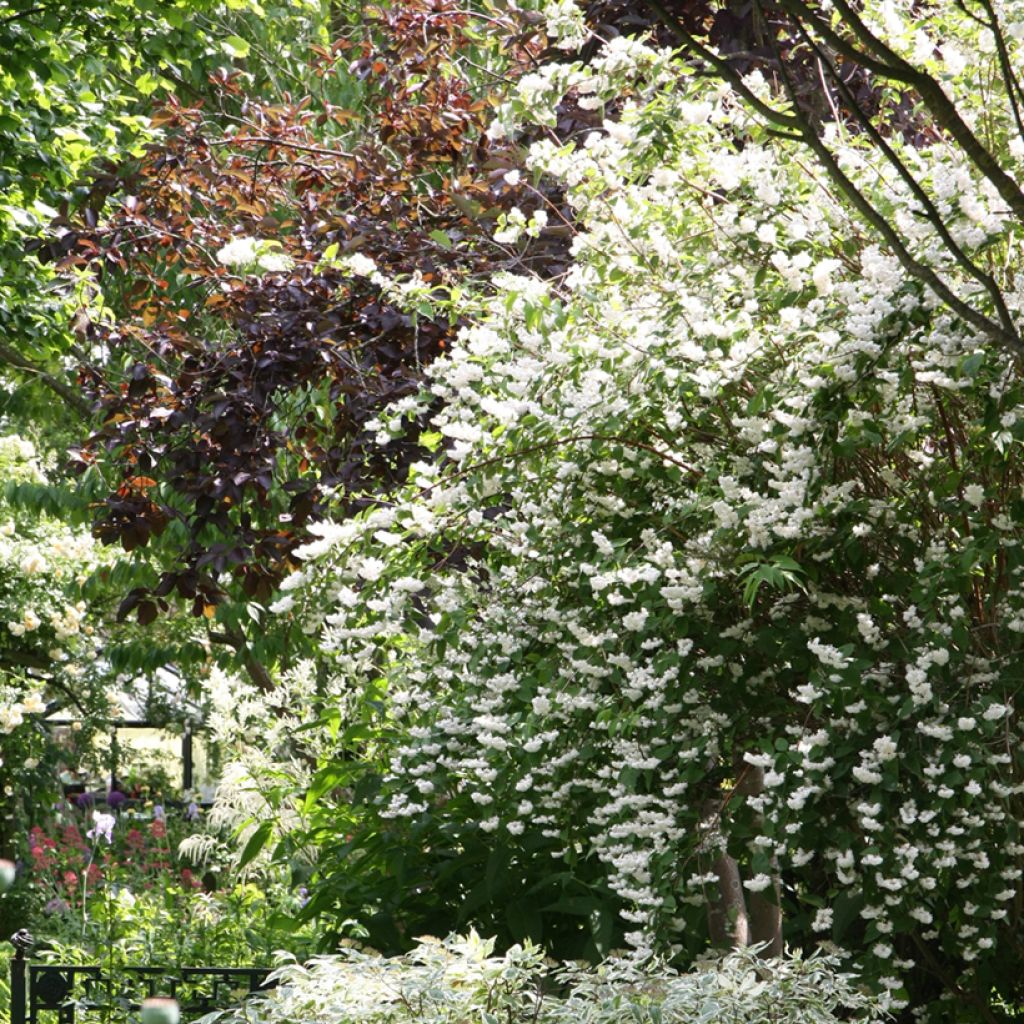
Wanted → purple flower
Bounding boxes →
[107,790,127,810]
[185,802,199,821]
[75,792,95,810]
[297,886,309,907]
[44,897,70,915]
[153,804,165,820]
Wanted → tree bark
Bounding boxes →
[207,626,274,692]
[707,849,751,948]
[748,880,783,956]
[738,764,784,956]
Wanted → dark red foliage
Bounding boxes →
[60,1,549,621]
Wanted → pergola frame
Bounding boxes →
[46,718,197,794]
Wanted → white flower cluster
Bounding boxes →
[542,0,589,51]
[0,689,45,734]
[216,236,294,274]
[0,433,123,746]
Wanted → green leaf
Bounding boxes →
[961,352,984,378]
[770,555,804,573]
[505,900,542,941]
[304,766,348,811]
[135,72,160,96]
[543,895,600,916]
[485,844,511,899]
[221,35,251,59]
[238,820,274,868]
[832,890,865,942]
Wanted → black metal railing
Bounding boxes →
[10,931,276,1023]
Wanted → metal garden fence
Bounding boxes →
[9,930,275,1023]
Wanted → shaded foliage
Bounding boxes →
[584,0,934,141]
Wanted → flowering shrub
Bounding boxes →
[0,434,124,873]
[0,430,213,867]
[263,2,1024,1018]
[199,933,881,1024]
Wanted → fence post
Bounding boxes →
[9,929,33,1024]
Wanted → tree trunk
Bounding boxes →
[707,849,751,948]
[739,764,784,956]
[748,880,783,956]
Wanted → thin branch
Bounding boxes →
[803,0,920,74]
[44,675,93,718]
[202,135,353,161]
[786,87,1021,353]
[819,0,1024,221]
[911,934,1001,1024]
[703,0,1024,355]
[0,340,93,417]
[965,0,1024,143]
[792,17,1019,340]
[643,0,801,130]
[770,0,909,81]
[0,5,47,23]
[207,625,274,692]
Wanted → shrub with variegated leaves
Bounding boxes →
[200,933,880,1024]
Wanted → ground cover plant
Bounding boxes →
[197,933,882,1024]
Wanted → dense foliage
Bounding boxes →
[64,0,534,636]
[6,0,1024,1022]
[0,0,334,422]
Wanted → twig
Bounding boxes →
[0,340,93,417]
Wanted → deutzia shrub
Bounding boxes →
[271,4,1024,1018]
